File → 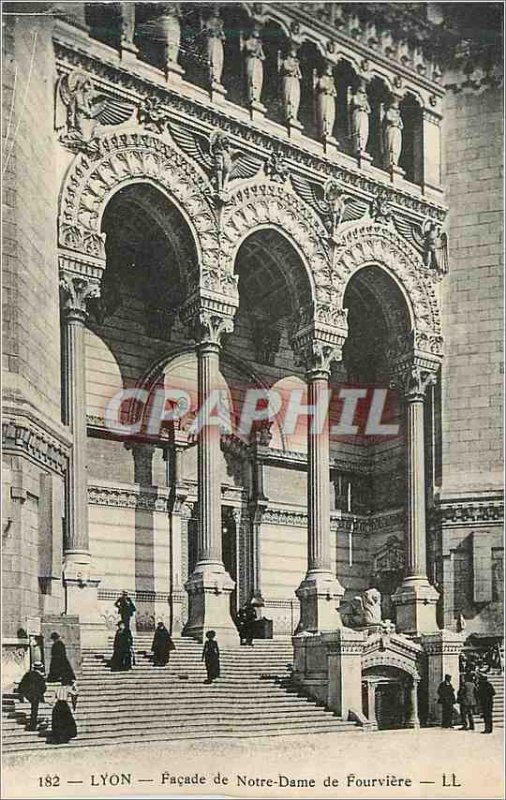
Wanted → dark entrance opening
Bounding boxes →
[222,508,238,617]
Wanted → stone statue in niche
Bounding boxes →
[279,43,302,123]
[203,8,226,89]
[55,70,135,147]
[381,94,403,168]
[314,62,337,141]
[242,26,265,107]
[348,78,371,154]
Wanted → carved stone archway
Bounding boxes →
[220,180,345,332]
[58,131,231,298]
[336,223,442,355]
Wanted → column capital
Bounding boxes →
[395,363,438,402]
[181,295,236,348]
[59,272,100,323]
[291,331,346,378]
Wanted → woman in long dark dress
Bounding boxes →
[47,632,76,684]
[51,680,78,744]
[110,622,133,671]
[202,630,220,683]
[151,622,176,666]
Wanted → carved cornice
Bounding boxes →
[2,418,70,476]
[88,484,170,513]
[435,497,504,527]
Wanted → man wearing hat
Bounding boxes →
[477,671,496,733]
[17,662,46,731]
[114,590,136,631]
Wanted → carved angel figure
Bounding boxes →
[393,216,448,275]
[423,221,449,274]
[381,95,403,168]
[314,62,337,141]
[279,44,302,123]
[290,173,369,239]
[56,70,134,145]
[167,122,263,201]
[348,78,371,154]
[242,27,265,106]
[350,588,382,626]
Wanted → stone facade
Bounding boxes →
[1,1,503,712]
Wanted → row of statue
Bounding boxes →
[96,4,408,165]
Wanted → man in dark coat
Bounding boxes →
[18,662,46,730]
[477,673,496,733]
[151,622,176,666]
[437,674,456,728]
[457,673,477,730]
[47,633,76,684]
[114,590,136,630]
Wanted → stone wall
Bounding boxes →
[441,85,503,495]
[439,84,504,633]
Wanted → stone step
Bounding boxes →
[2,724,359,753]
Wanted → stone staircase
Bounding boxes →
[488,671,504,729]
[2,635,360,753]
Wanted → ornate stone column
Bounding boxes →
[60,272,106,649]
[392,361,440,635]
[292,335,346,633]
[182,304,238,645]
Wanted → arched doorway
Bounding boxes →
[362,665,416,730]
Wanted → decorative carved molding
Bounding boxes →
[291,333,346,376]
[436,497,504,526]
[88,484,169,512]
[334,223,442,340]
[2,419,69,476]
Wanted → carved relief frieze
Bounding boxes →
[2,419,70,476]
[54,41,447,226]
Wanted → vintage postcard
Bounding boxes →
[1,1,504,799]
